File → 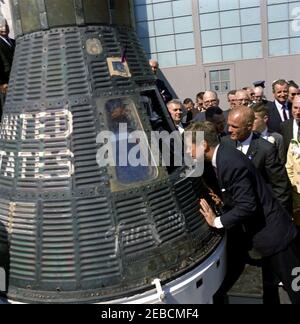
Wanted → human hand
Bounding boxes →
[0,84,8,94]
[200,199,217,227]
[209,190,223,207]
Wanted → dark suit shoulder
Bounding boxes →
[266,101,276,109]
[255,135,276,151]
[281,118,294,130]
[220,134,232,144]
[218,142,253,169]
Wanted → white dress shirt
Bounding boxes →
[260,128,274,144]
[261,128,269,140]
[293,119,300,141]
[176,123,185,135]
[237,133,253,156]
[275,100,290,122]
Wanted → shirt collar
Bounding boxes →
[177,123,185,135]
[238,132,253,147]
[275,99,287,110]
[0,36,12,46]
[261,128,268,138]
[212,145,220,169]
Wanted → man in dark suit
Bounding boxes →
[252,103,286,164]
[0,18,15,117]
[223,106,292,214]
[167,99,189,134]
[186,121,300,304]
[280,95,300,153]
[149,59,173,104]
[266,79,291,133]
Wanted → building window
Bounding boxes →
[134,0,196,68]
[209,69,231,93]
[268,0,300,56]
[199,0,263,64]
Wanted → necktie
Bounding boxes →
[282,104,288,121]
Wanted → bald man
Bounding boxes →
[235,90,251,108]
[149,59,173,104]
[223,106,292,214]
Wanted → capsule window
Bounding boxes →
[99,97,158,188]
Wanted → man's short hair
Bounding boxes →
[167,99,183,109]
[252,103,268,118]
[183,98,193,105]
[205,106,223,121]
[186,121,219,148]
[227,90,237,97]
[228,107,255,126]
[288,80,299,89]
[196,92,205,101]
[272,79,289,93]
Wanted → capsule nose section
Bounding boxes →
[0,0,222,304]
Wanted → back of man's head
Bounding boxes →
[252,102,268,118]
[186,121,219,148]
[205,106,223,121]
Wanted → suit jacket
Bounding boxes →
[280,118,294,154]
[267,101,292,133]
[156,79,173,104]
[216,143,297,257]
[0,37,15,84]
[265,130,286,164]
[222,133,292,213]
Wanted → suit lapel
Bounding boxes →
[271,102,283,124]
[246,134,259,161]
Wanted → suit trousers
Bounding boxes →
[213,227,248,304]
[264,232,300,304]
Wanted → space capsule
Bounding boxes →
[0,0,226,304]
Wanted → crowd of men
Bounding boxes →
[151,58,300,304]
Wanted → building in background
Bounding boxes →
[133,0,300,107]
[1,1,300,108]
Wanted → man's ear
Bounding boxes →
[264,115,269,124]
[203,140,209,153]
